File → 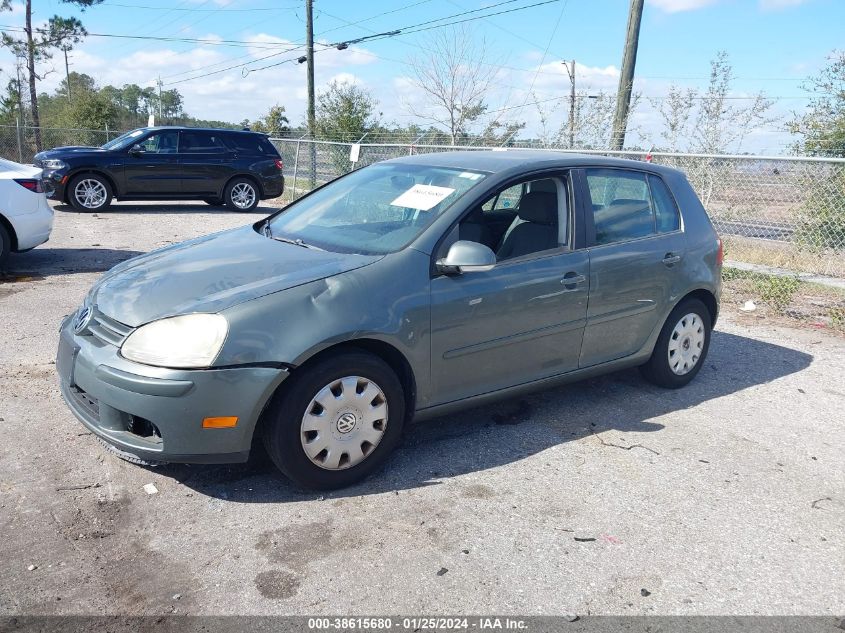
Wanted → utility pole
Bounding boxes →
[305,0,316,187]
[610,0,644,151]
[62,45,72,101]
[562,60,576,148]
[156,76,163,122]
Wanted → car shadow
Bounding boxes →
[51,202,278,215]
[0,247,144,279]
[150,330,813,503]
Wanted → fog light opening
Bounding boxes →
[128,415,161,439]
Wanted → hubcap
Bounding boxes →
[230,182,256,209]
[300,376,388,471]
[74,179,107,209]
[667,312,705,375]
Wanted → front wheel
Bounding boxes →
[224,178,259,212]
[68,174,112,212]
[640,298,712,388]
[262,351,406,490]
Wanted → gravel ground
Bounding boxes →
[0,201,843,616]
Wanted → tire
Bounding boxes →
[262,351,406,490]
[224,177,260,212]
[640,298,712,389]
[68,173,113,212]
[0,223,11,271]
[97,437,161,467]
[203,198,223,206]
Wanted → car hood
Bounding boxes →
[35,146,107,160]
[90,225,382,327]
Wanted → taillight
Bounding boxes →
[14,178,43,193]
[274,159,284,170]
[716,237,724,266]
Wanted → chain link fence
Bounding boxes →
[270,138,845,281]
[1,124,843,319]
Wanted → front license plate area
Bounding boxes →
[56,332,79,387]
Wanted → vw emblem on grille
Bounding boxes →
[73,306,93,334]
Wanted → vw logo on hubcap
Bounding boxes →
[74,306,93,334]
[336,413,357,434]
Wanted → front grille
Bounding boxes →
[68,386,100,421]
[87,308,133,347]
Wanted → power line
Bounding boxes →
[101,2,299,11]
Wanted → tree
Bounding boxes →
[650,85,696,152]
[788,50,845,158]
[691,51,775,154]
[1,0,103,151]
[252,104,290,136]
[315,80,379,142]
[405,26,499,145]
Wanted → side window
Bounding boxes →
[139,131,178,154]
[180,132,228,154]
[227,134,270,154]
[648,175,681,233]
[585,168,656,245]
[454,176,566,261]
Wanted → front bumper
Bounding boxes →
[42,170,68,202]
[56,314,288,464]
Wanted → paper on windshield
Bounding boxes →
[390,184,455,211]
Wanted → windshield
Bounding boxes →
[266,163,487,255]
[100,128,146,151]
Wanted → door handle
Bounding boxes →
[662,253,681,266]
[561,273,586,290]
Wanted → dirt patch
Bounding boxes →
[254,570,300,600]
[462,484,497,499]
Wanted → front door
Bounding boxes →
[429,172,589,406]
[578,167,687,367]
[123,130,182,195]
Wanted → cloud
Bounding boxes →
[646,0,719,13]
[758,0,811,10]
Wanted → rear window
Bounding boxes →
[181,131,228,154]
[226,133,278,156]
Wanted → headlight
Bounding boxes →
[41,159,67,170]
[121,314,228,369]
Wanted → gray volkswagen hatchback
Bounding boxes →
[57,151,721,489]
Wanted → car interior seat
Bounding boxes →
[496,191,559,260]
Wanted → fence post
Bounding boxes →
[105,123,109,142]
[291,140,302,201]
[16,116,24,163]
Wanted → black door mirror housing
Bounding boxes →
[128,144,145,156]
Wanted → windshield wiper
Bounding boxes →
[270,234,322,250]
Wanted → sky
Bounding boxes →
[0,0,842,154]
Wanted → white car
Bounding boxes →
[0,157,54,269]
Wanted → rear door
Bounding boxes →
[577,167,686,368]
[178,131,234,195]
[122,130,182,195]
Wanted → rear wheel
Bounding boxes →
[0,223,11,270]
[262,351,405,490]
[68,174,112,212]
[640,298,712,388]
[224,177,259,212]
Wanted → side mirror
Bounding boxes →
[128,144,145,156]
[436,240,497,275]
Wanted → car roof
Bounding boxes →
[385,149,681,178]
[139,126,264,135]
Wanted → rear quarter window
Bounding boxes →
[226,134,278,156]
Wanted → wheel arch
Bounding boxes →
[65,169,119,203]
[224,173,264,198]
[253,337,418,444]
[0,212,19,251]
[679,287,719,326]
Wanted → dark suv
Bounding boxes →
[34,126,284,212]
